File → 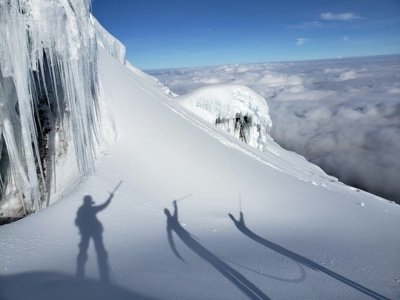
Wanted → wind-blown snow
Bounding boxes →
[178,85,272,151]
[149,55,400,204]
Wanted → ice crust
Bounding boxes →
[0,0,123,218]
[178,84,273,151]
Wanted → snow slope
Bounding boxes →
[1,27,400,300]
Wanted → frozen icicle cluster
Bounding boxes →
[178,84,273,151]
[0,0,100,219]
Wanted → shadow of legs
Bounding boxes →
[77,235,90,279]
[93,233,110,284]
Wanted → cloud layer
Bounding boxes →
[149,55,400,204]
[320,12,361,21]
[296,38,307,46]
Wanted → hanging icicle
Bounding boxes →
[0,0,100,218]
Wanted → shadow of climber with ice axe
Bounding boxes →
[75,181,122,284]
[164,199,270,300]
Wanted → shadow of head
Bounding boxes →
[83,195,95,205]
[164,209,171,217]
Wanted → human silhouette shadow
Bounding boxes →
[228,211,389,300]
[75,194,113,284]
[164,201,270,300]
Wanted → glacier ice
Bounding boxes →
[0,0,108,219]
[178,84,273,151]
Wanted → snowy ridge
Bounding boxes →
[121,63,350,194]
[91,15,126,64]
[126,62,177,97]
[92,15,176,99]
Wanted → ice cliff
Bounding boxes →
[178,84,273,151]
[0,0,124,221]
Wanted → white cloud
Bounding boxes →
[150,55,400,204]
[289,21,323,30]
[296,38,307,46]
[320,12,361,21]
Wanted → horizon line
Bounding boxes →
[141,53,400,72]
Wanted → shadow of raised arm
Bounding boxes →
[94,193,113,213]
[228,212,245,227]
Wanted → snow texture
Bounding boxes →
[178,85,272,151]
[149,55,400,204]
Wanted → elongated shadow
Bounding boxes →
[75,193,113,284]
[228,212,389,300]
[164,201,270,300]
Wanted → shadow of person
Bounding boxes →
[228,211,389,300]
[75,194,113,284]
[164,201,270,300]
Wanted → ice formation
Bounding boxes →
[0,0,105,219]
[178,85,273,151]
[91,15,125,64]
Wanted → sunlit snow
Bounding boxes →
[0,1,399,300]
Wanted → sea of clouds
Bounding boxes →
[149,55,400,204]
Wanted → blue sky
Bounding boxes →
[92,0,400,70]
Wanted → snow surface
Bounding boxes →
[149,56,400,204]
[178,85,272,151]
[1,43,399,299]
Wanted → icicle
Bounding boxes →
[0,0,101,218]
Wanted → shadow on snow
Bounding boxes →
[75,194,113,284]
[0,272,157,300]
[228,211,389,300]
[165,201,270,300]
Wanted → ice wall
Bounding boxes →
[0,0,101,218]
[178,85,273,151]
